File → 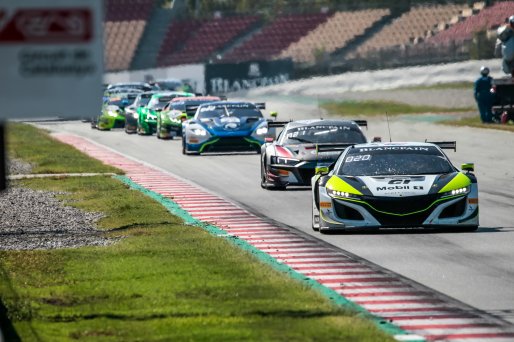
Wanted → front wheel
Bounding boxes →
[260,159,285,190]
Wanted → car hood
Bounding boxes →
[199,117,264,136]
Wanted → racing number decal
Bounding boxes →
[345,154,371,162]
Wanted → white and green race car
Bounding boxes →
[312,141,478,233]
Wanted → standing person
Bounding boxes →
[474,66,494,123]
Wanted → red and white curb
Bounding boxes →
[54,133,514,342]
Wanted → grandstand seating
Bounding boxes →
[279,9,390,63]
[429,1,514,44]
[103,0,154,71]
[105,0,154,21]
[354,4,468,56]
[158,16,259,67]
[222,12,331,63]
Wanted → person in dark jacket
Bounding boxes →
[474,66,494,123]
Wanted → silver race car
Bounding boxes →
[261,119,368,190]
[312,142,478,232]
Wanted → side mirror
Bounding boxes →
[265,137,274,143]
[372,136,382,142]
[270,111,278,119]
[315,166,329,175]
[461,163,474,172]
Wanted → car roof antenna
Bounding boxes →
[385,111,392,142]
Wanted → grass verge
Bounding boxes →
[0,123,394,341]
[6,122,121,174]
[321,99,474,116]
[443,116,514,132]
[396,81,474,91]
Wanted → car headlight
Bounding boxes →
[440,186,470,198]
[133,113,138,119]
[191,128,208,136]
[270,156,299,166]
[327,188,361,199]
[255,126,268,135]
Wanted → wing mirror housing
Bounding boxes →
[270,111,278,119]
[315,166,330,175]
[372,136,382,142]
[461,163,474,172]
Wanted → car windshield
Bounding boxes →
[197,104,262,119]
[137,95,152,106]
[107,96,134,107]
[281,125,366,145]
[338,146,454,176]
[148,96,174,110]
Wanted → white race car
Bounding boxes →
[312,142,478,232]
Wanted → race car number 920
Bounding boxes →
[345,155,371,162]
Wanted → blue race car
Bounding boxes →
[182,101,269,155]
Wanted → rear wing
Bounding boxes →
[316,143,354,153]
[267,120,290,128]
[255,102,266,110]
[426,141,456,151]
[353,120,368,129]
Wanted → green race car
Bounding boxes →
[92,93,138,130]
[156,96,222,139]
[136,91,194,135]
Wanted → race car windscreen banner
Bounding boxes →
[205,59,293,94]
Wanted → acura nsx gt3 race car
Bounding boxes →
[261,119,368,190]
[156,96,221,139]
[312,142,478,232]
[182,101,269,154]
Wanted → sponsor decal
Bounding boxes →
[358,146,430,152]
[376,185,424,191]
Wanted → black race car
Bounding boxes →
[260,119,368,190]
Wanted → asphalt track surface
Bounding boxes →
[37,98,514,327]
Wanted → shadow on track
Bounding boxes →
[321,226,505,235]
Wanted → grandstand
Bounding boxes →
[102,0,510,74]
[158,16,260,67]
[353,3,469,57]
[221,12,331,63]
[278,9,391,64]
[429,1,514,44]
[104,0,155,71]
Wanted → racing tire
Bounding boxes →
[182,136,199,155]
[311,186,320,231]
[260,160,285,190]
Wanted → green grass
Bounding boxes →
[396,81,474,91]
[6,122,121,174]
[0,123,393,341]
[443,116,514,132]
[321,100,474,117]
[0,177,392,341]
